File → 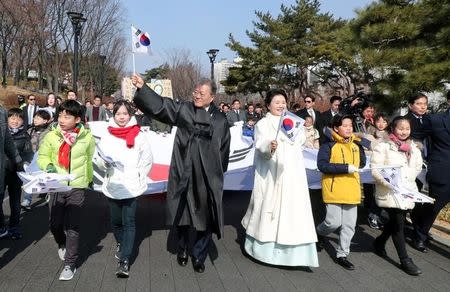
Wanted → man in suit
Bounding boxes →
[227,99,247,127]
[403,93,429,192]
[319,96,342,144]
[86,95,107,122]
[246,103,257,120]
[296,95,321,129]
[404,93,428,144]
[23,94,39,129]
[411,93,450,252]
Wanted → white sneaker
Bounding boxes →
[59,265,76,281]
[58,247,66,261]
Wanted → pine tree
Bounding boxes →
[224,0,351,100]
[351,0,450,108]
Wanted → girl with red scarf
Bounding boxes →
[97,100,153,278]
[370,116,423,276]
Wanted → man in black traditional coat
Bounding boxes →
[132,74,231,273]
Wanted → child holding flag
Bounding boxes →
[242,89,318,268]
[316,114,366,271]
[370,116,423,276]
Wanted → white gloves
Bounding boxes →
[348,165,358,174]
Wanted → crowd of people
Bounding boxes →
[0,76,449,282]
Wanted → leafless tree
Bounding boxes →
[164,48,203,100]
[0,0,126,97]
[0,1,22,87]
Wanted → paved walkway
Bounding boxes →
[0,190,449,291]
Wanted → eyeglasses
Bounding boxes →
[305,100,312,103]
[192,91,209,98]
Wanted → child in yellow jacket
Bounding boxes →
[316,114,367,271]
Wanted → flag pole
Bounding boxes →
[131,24,136,74]
[274,110,284,141]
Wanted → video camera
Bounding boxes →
[339,91,371,133]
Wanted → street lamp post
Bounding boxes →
[99,55,106,96]
[206,49,219,81]
[67,11,87,93]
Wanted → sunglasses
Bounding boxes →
[305,100,312,103]
[29,98,35,101]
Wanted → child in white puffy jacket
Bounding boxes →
[96,100,153,278]
[370,116,423,276]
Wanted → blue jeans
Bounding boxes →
[23,192,32,202]
[108,198,137,261]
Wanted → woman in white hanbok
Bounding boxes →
[242,89,318,267]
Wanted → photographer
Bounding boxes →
[339,92,373,133]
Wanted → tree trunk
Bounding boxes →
[46,73,53,92]
[13,45,24,85]
[1,46,7,87]
[13,62,20,85]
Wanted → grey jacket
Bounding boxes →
[86,106,107,122]
[226,109,247,126]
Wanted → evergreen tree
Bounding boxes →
[351,0,450,108]
[142,64,170,82]
[225,0,350,100]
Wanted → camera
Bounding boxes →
[339,91,371,133]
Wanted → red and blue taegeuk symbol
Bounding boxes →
[282,118,294,131]
[140,34,150,46]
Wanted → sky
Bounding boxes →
[123,0,373,75]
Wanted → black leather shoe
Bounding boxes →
[412,239,428,253]
[192,257,205,273]
[373,239,387,258]
[400,258,422,276]
[177,249,188,267]
[336,257,355,270]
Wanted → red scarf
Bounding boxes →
[108,125,141,148]
[58,126,81,170]
[389,133,411,160]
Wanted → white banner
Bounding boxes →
[20,121,431,201]
[89,121,376,194]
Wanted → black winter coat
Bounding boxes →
[0,106,22,189]
[5,127,33,172]
[416,110,450,197]
[134,85,231,238]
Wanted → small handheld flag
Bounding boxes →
[131,25,151,54]
[278,110,305,142]
[377,166,434,203]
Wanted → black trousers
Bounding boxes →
[363,184,380,216]
[411,187,450,242]
[49,188,85,267]
[0,171,22,229]
[376,208,409,261]
[177,225,212,263]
